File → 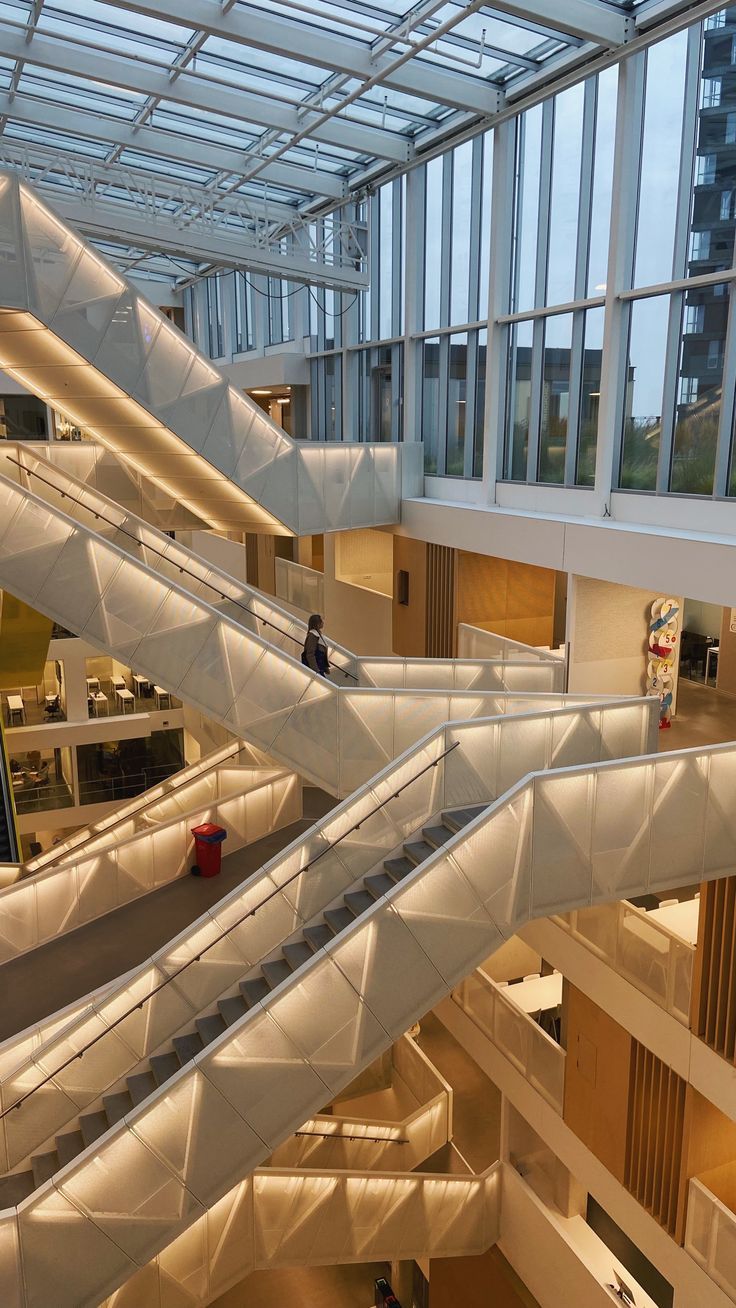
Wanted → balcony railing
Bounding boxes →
[552,900,694,1024]
[686,1176,736,1303]
[453,967,565,1113]
[274,556,324,615]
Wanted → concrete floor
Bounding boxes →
[415,1012,501,1175]
[660,676,736,751]
[0,787,334,1041]
[211,1261,388,1308]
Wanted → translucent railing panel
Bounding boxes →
[0,764,298,967]
[3,445,568,701]
[686,1177,736,1304]
[0,699,656,1177]
[457,623,566,666]
[554,899,695,1024]
[453,969,565,1112]
[100,1164,500,1308]
[274,556,324,615]
[0,175,415,536]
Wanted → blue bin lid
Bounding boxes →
[191,823,227,843]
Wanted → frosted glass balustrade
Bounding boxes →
[5,444,567,696]
[0,175,419,535]
[0,698,654,1181]
[98,1165,500,1308]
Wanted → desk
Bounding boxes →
[506,973,563,1015]
[86,676,100,692]
[111,675,126,692]
[116,688,135,714]
[7,694,25,726]
[133,674,151,696]
[647,899,699,946]
[154,685,171,710]
[91,691,108,717]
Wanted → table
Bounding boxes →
[86,676,100,692]
[6,694,25,726]
[154,685,171,710]
[133,674,151,696]
[116,688,135,714]
[111,675,126,692]
[91,691,109,717]
[506,973,563,1016]
[647,899,700,946]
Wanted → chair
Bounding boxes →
[523,973,541,982]
[43,695,61,721]
[659,898,679,909]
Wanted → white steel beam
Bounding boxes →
[487,0,630,46]
[0,23,411,163]
[0,92,348,198]
[106,0,500,114]
[47,196,369,287]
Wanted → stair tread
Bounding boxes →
[282,940,314,971]
[31,1151,59,1188]
[303,923,333,952]
[364,871,396,900]
[403,840,434,864]
[324,905,354,934]
[344,889,375,918]
[422,823,454,848]
[79,1109,111,1149]
[55,1130,85,1166]
[384,856,415,881]
[173,1031,204,1064]
[196,1013,227,1045]
[0,1170,35,1206]
[127,1071,157,1107]
[240,976,270,1008]
[150,1051,181,1086]
[102,1091,133,1126]
[261,959,292,989]
[442,805,486,832]
[218,995,248,1026]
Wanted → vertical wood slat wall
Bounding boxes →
[426,544,456,658]
[691,876,736,1062]
[625,1041,686,1236]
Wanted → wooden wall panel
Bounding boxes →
[455,553,556,649]
[563,985,632,1184]
[426,544,455,658]
[625,1042,685,1236]
[392,536,428,657]
[431,1247,539,1308]
[691,876,736,1063]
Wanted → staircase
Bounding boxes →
[0,805,486,1208]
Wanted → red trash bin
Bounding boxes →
[191,822,227,878]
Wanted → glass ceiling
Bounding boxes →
[0,0,677,277]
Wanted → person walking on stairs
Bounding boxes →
[302,613,330,677]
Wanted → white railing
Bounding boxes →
[0,699,655,1177]
[274,556,324,615]
[453,968,565,1112]
[270,1034,452,1173]
[0,759,299,966]
[103,1163,501,1308]
[2,735,734,1305]
[553,900,695,1024]
[686,1177,736,1303]
[458,623,566,668]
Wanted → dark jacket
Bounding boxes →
[303,629,330,675]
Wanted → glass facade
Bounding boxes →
[181,7,736,501]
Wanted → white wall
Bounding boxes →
[567,576,681,706]
[323,534,393,655]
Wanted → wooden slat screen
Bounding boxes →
[426,544,455,658]
[691,877,736,1062]
[625,1041,686,1236]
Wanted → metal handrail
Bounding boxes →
[5,455,358,680]
[0,740,460,1122]
[22,743,251,873]
[295,1129,409,1144]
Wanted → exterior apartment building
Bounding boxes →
[2,3,736,1308]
